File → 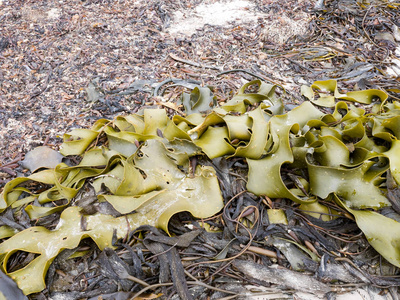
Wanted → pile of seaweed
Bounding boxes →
[1,80,400,299]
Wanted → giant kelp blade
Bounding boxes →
[233,106,270,159]
[223,114,252,141]
[2,79,400,295]
[301,79,387,107]
[129,139,225,233]
[181,86,216,114]
[0,164,224,295]
[60,129,100,156]
[247,102,323,203]
[194,126,235,159]
[98,191,164,214]
[337,198,400,268]
[308,163,389,209]
[0,170,56,212]
[60,119,109,156]
[0,139,224,294]
[0,207,143,294]
[384,140,400,185]
[221,80,274,113]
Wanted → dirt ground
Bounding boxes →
[1,0,400,299]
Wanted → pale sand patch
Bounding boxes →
[168,0,263,36]
[260,11,310,44]
[168,0,310,46]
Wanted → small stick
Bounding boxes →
[169,53,221,70]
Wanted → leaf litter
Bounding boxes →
[1,0,400,299]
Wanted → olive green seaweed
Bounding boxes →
[1,79,400,294]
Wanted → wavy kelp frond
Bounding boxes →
[1,80,400,294]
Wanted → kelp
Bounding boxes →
[1,79,400,294]
[301,79,388,107]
